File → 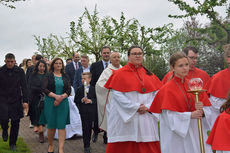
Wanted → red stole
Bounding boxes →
[104,63,162,93]
[150,76,211,113]
[206,68,230,99]
[206,111,230,151]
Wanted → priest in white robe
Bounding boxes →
[96,51,122,131]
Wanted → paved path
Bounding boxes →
[19,117,106,153]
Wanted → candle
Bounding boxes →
[84,81,87,97]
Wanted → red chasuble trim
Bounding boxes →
[206,68,230,99]
[104,63,162,94]
[206,111,230,151]
[105,141,161,153]
[149,76,211,113]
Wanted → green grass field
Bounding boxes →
[0,137,31,153]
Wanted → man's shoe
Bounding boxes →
[103,135,108,144]
[84,147,91,153]
[2,130,8,142]
[103,132,107,144]
[92,133,98,143]
[10,145,16,151]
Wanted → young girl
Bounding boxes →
[206,91,230,153]
[150,52,213,153]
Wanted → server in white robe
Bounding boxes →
[104,46,162,153]
[150,52,213,153]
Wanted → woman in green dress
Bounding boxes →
[40,57,71,153]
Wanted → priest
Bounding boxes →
[96,52,122,133]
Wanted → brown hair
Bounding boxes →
[49,57,65,74]
[220,91,230,113]
[101,46,111,53]
[169,52,188,80]
[183,46,198,55]
[82,72,92,78]
[81,54,89,60]
[170,52,187,68]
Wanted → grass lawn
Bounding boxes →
[0,137,31,153]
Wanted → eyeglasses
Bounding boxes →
[130,52,143,56]
[188,56,198,60]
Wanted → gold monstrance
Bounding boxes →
[188,78,206,153]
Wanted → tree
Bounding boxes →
[0,0,26,9]
[168,0,230,71]
[161,17,224,75]
[34,34,77,60]
[34,6,174,78]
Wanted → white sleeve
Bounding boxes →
[202,106,213,129]
[112,89,140,123]
[209,95,226,127]
[209,95,226,111]
[162,110,191,138]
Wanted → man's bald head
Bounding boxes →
[110,52,121,68]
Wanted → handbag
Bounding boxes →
[38,93,45,110]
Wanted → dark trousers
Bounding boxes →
[80,112,94,148]
[0,119,20,145]
[93,109,99,134]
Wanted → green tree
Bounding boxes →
[34,34,77,60]
[0,0,26,9]
[161,17,224,76]
[34,6,174,78]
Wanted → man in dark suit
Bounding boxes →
[65,52,82,86]
[0,53,28,151]
[90,46,111,143]
[90,46,111,87]
[73,55,90,92]
[74,72,97,153]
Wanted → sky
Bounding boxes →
[0,0,229,66]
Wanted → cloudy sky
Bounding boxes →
[0,0,228,65]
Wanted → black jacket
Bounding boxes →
[90,61,104,87]
[25,65,34,83]
[74,85,97,114]
[65,62,82,86]
[0,65,28,120]
[28,72,46,102]
[42,72,71,96]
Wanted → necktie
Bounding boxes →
[75,62,79,70]
[105,62,108,68]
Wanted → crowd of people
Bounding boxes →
[0,44,230,153]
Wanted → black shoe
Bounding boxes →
[2,130,8,142]
[103,135,108,144]
[103,131,107,144]
[92,133,98,143]
[10,145,16,151]
[84,147,91,153]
